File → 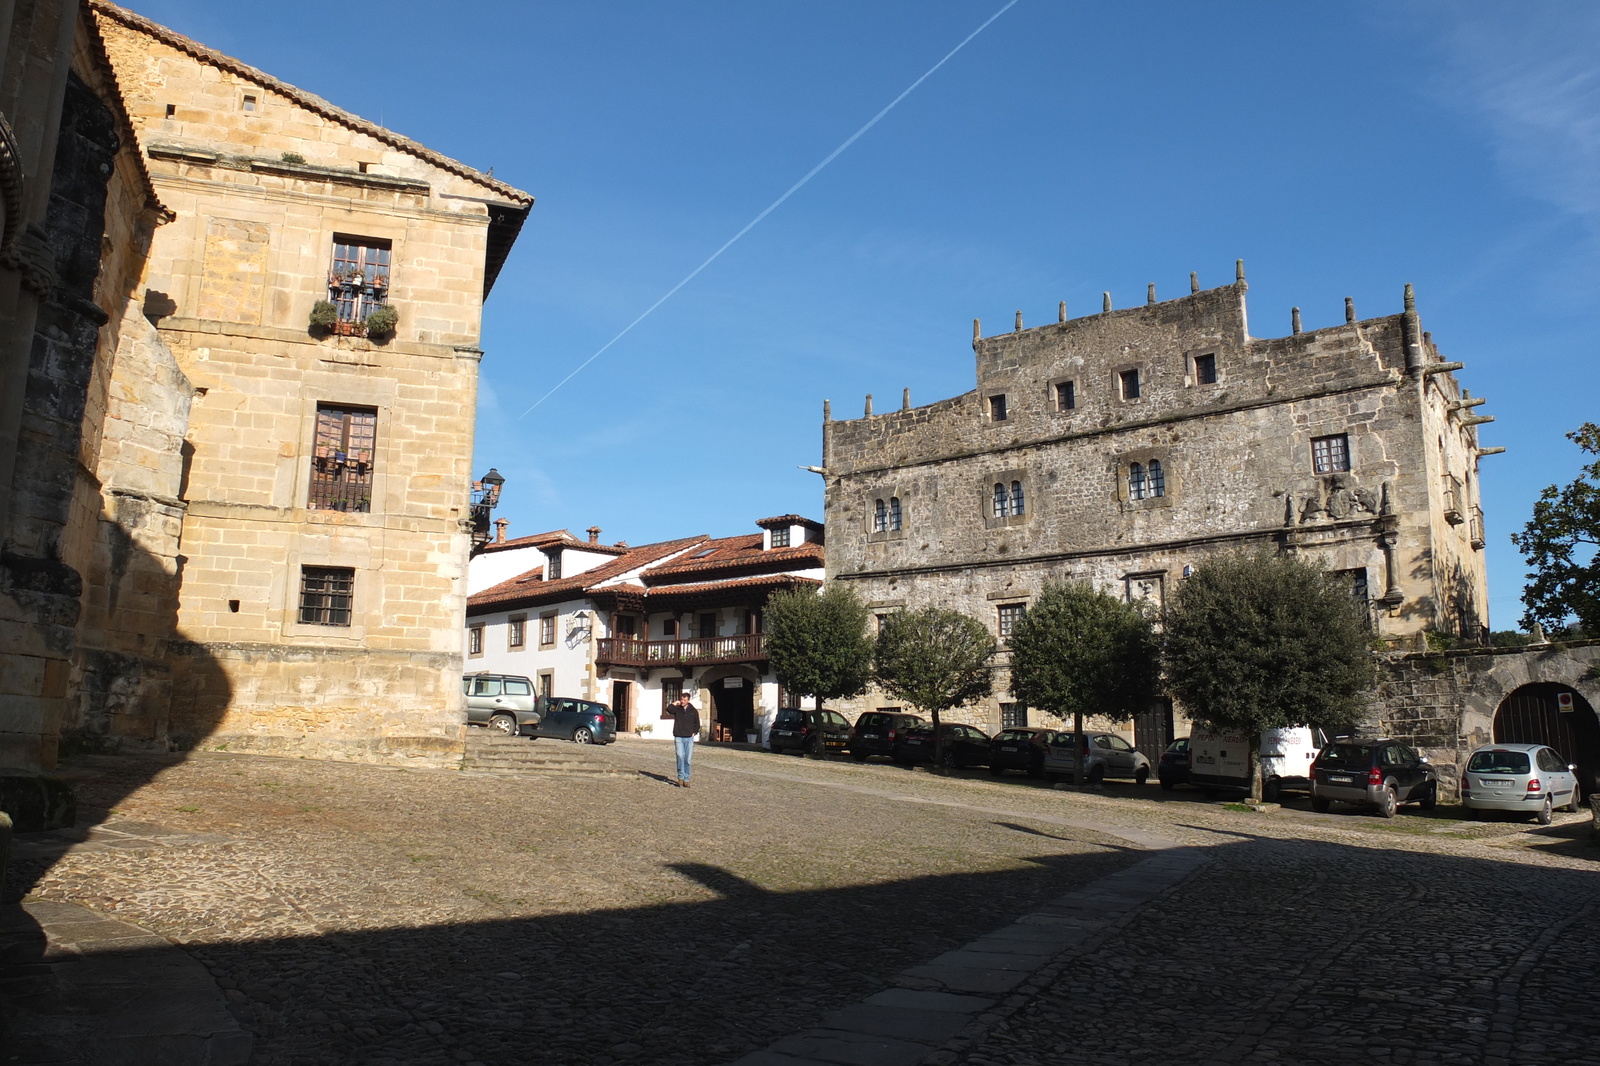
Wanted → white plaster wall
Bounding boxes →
[467,544,545,594]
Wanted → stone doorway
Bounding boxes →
[1493,683,1600,798]
[712,678,755,743]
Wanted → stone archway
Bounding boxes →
[1493,683,1600,799]
[697,665,762,743]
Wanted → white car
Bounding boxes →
[1460,743,1583,825]
[1043,731,1151,784]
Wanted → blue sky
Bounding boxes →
[136,1,1600,630]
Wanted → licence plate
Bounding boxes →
[1482,779,1512,787]
[863,733,879,739]
[1329,775,1354,784]
[1000,745,1018,752]
[777,730,795,736]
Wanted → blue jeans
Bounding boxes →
[675,735,695,782]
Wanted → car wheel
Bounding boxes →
[1087,765,1105,786]
[1377,785,1398,819]
[988,764,1004,777]
[1565,787,1583,813]
[1536,795,1553,826]
[1134,766,1149,785]
[852,751,867,762]
[572,727,594,745]
[1027,764,1044,779]
[808,736,826,759]
[1311,795,1331,813]
[938,749,957,770]
[1262,776,1281,803]
[1159,777,1175,791]
[1419,782,1438,811]
[489,713,517,736]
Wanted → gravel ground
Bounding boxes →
[10,737,1598,1066]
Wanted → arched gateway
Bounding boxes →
[1493,683,1600,799]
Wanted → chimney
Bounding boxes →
[586,526,601,544]
[493,517,508,544]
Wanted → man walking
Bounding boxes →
[664,690,701,787]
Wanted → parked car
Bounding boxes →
[463,672,541,736]
[1308,737,1436,817]
[894,722,991,769]
[848,710,925,761]
[769,708,853,756]
[530,696,616,744]
[1158,737,1191,790]
[1460,743,1583,825]
[988,727,1058,777]
[1188,725,1327,799]
[1043,731,1151,784]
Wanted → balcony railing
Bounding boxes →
[597,633,765,667]
[1443,475,1464,525]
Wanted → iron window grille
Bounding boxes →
[993,483,1008,518]
[1129,462,1147,500]
[873,499,888,533]
[998,603,1025,640]
[1056,381,1076,411]
[1312,433,1351,474]
[309,405,377,512]
[889,496,902,531]
[328,237,392,334]
[1147,460,1165,498]
[299,566,354,626]
[1009,481,1025,516]
[1000,702,1028,729]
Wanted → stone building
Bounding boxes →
[821,267,1496,748]
[1,0,532,791]
[465,517,825,742]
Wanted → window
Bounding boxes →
[993,482,1024,519]
[504,678,531,697]
[468,625,484,656]
[471,677,501,697]
[989,394,1008,421]
[328,237,392,332]
[539,612,556,647]
[1000,703,1027,729]
[1146,459,1165,498]
[614,615,637,637]
[1194,353,1217,385]
[1120,368,1141,400]
[309,405,377,512]
[697,613,718,639]
[298,566,354,626]
[993,483,1008,519]
[508,615,526,649]
[537,671,553,700]
[997,602,1026,640]
[888,497,902,531]
[242,94,257,111]
[1129,462,1146,501]
[546,551,563,580]
[661,617,679,639]
[661,678,683,715]
[873,499,888,533]
[1055,381,1076,411]
[770,526,791,548]
[1009,481,1025,516]
[1312,433,1351,474]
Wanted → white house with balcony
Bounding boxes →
[464,516,825,742]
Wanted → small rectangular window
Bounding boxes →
[546,551,562,581]
[989,394,1008,421]
[242,94,257,112]
[537,671,554,699]
[539,612,556,647]
[508,615,526,649]
[468,625,484,656]
[309,404,377,513]
[1120,369,1141,400]
[1055,381,1076,411]
[770,526,790,548]
[164,103,177,118]
[1194,353,1217,385]
[997,602,1026,640]
[1000,703,1027,729]
[299,566,354,627]
[504,679,531,696]
[1312,433,1351,474]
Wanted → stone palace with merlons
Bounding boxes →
[820,265,1496,752]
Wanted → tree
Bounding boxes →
[873,607,995,770]
[1007,582,1159,785]
[1162,549,1374,802]
[763,584,873,712]
[1512,423,1600,636]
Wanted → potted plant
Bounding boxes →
[364,304,399,339]
[309,300,338,333]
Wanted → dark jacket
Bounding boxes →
[664,701,701,738]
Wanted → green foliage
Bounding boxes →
[1489,630,1533,648]
[309,300,338,330]
[280,151,306,164]
[1007,581,1159,726]
[1512,423,1600,634]
[873,607,994,721]
[763,584,873,705]
[364,303,399,338]
[1163,549,1374,737]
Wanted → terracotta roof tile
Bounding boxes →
[467,536,706,613]
[755,514,823,529]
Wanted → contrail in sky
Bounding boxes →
[518,0,1022,417]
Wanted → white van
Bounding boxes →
[1188,725,1327,800]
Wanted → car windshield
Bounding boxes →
[1467,750,1530,774]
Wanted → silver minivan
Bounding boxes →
[463,673,540,735]
[1461,743,1583,825]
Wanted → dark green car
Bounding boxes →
[531,696,616,745]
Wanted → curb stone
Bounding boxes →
[725,844,1209,1066]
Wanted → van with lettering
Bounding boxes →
[1188,725,1327,800]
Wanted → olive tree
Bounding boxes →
[1007,581,1160,785]
[763,584,873,711]
[873,607,995,770]
[1162,549,1374,801]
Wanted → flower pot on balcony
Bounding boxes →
[364,304,399,340]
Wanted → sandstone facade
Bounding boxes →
[821,271,1494,742]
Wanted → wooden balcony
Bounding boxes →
[596,633,766,668]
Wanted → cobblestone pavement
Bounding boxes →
[6,737,1598,1065]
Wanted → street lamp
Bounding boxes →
[469,468,506,552]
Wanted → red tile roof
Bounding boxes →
[645,538,825,583]
[755,514,824,529]
[476,529,631,557]
[467,536,705,613]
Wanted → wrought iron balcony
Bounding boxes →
[596,633,765,668]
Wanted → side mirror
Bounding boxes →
[1418,757,1429,764]
[1570,763,1579,772]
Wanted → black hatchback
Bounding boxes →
[848,711,925,761]
[988,727,1057,777]
[769,708,853,756]
[894,722,991,769]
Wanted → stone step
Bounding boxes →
[461,730,629,777]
